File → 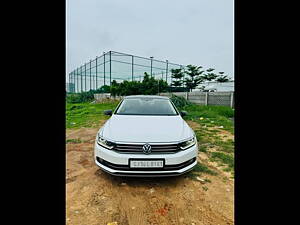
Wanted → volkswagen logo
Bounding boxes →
[142,143,152,154]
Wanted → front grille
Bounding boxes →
[113,143,180,154]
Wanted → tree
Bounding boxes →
[95,85,110,93]
[215,71,230,82]
[202,68,219,81]
[206,68,215,72]
[109,73,168,96]
[170,68,184,87]
[184,64,204,92]
[142,72,168,95]
[110,80,120,97]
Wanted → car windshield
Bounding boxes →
[115,98,178,116]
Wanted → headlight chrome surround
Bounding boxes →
[97,133,115,150]
[179,136,196,150]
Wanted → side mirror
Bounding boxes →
[104,109,112,116]
[180,111,188,117]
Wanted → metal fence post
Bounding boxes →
[80,66,83,92]
[73,71,75,93]
[89,60,92,91]
[230,92,234,108]
[84,63,87,92]
[150,56,153,77]
[132,55,134,81]
[109,51,112,86]
[68,73,70,93]
[72,72,74,93]
[78,69,80,93]
[74,72,75,93]
[205,92,208,106]
[166,60,168,82]
[180,65,184,87]
[96,57,98,89]
[76,68,78,93]
[103,52,106,86]
[75,69,76,92]
[76,71,78,93]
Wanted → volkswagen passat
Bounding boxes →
[94,95,198,177]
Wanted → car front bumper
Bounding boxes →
[94,141,198,177]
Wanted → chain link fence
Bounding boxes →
[67,51,184,93]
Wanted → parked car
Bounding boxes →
[94,95,198,177]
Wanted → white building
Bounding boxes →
[194,81,234,92]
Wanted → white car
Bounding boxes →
[94,95,198,177]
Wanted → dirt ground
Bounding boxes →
[66,122,234,225]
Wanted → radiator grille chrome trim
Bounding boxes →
[112,143,181,154]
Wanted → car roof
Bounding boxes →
[124,95,169,100]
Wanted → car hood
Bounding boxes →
[100,115,194,143]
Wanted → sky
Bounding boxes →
[67,0,234,81]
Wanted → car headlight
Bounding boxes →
[97,133,114,149]
[179,137,196,150]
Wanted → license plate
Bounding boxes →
[130,160,164,168]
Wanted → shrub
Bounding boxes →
[170,94,190,108]
[66,86,112,103]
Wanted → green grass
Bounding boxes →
[66,138,82,143]
[186,162,218,179]
[210,152,234,171]
[213,139,234,153]
[66,100,119,128]
[179,103,235,177]
[204,178,211,183]
[202,186,208,191]
[199,144,208,153]
[181,104,234,133]
[193,162,218,175]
